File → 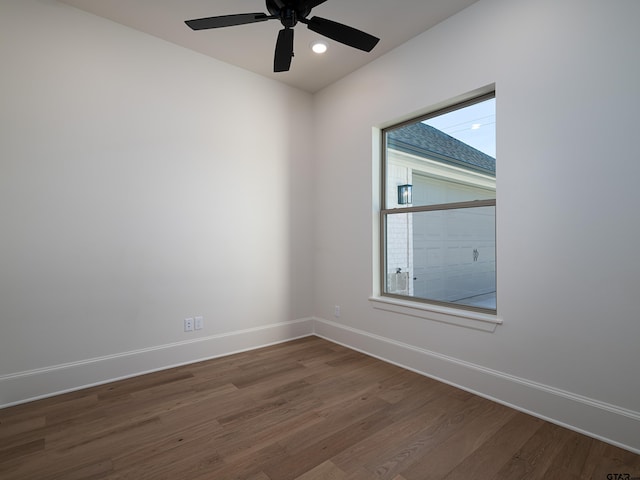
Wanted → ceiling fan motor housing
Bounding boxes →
[267,0,313,27]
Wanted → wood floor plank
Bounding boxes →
[428,411,542,480]
[53,459,114,480]
[97,371,195,401]
[245,473,272,480]
[109,427,228,480]
[0,415,46,440]
[188,442,286,480]
[293,460,348,480]
[365,395,514,479]
[427,412,540,480]
[274,387,391,457]
[490,422,575,479]
[0,438,45,463]
[1,337,638,480]
[331,386,465,477]
[264,406,397,480]
[543,431,595,478]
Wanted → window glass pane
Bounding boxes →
[385,98,495,209]
[385,206,496,310]
[382,92,496,313]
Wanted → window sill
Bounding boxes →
[368,296,502,332]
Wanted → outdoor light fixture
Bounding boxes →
[397,184,412,205]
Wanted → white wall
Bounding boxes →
[0,0,314,404]
[312,0,640,452]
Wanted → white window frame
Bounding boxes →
[371,90,502,331]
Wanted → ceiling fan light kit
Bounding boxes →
[185,0,380,73]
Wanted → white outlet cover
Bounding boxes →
[184,317,194,332]
[194,316,204,330]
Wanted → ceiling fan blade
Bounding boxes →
[185,13,269,31]
[274,28,294,72]
[304,0,328,9]
[305,16,379,52]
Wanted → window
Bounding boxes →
[381,92,496,314]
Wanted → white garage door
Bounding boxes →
[411,173,496,305]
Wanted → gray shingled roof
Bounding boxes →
[387,122,495,176]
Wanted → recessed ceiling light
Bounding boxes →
[471,123,482,130]
[310,41,328,54]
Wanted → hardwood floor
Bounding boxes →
[1,336,638,479]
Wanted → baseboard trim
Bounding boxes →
[312,317,640,454]
[0,318,314,408]
[4,316,637,454]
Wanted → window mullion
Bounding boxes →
[381,198,495,215]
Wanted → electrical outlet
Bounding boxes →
[194,316,204,330]
[334,305,341,318]
[184,317,194,332]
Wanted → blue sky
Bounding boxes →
[423,98,495,158]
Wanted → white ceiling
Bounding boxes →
[59,0,480,93]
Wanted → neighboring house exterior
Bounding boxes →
[385,123,496,308]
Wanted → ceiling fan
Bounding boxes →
[185,0,380,73]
